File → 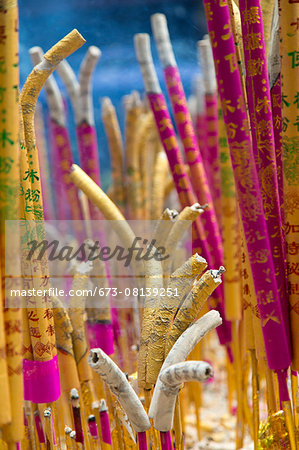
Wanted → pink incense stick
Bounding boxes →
[138,431,148,450]
[134,33,210,259]
[150,16,232,349]
[193,75,208,157]
[88,415,99,439]
[202,0,291,375]
[198,38,221,222]
[239,0,290,352]
[49,119,86,241]
[34,410,46,444]
[99,399,112,445]
[160,431,173,450]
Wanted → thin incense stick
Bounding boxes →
[149,18,232,354]
[0,0,21,435]
[70,388,85,445]
[134,33,208,258]
[149,310,222,430]
[29,46,84,237]
[89,349,151,433]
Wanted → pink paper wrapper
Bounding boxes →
[23,355,61,403]
[203,0,290,370]
[100,410,112,444]
[76,123,102,221]
[239,0,290,352]
[87,322,114,355]
[163,66,231,347]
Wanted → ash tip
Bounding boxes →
[43,409,51,418]
[90,350,99,364]
[70,388,79,399]
[217,266,226,276]
[99,399,108,412]
[167,208,178,221]
[88,415,96,422]
[70,431,76,439]
[194,253,207,264]
[65,426,72,435]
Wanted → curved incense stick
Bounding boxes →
[146,254,208,385]
[165,268,225,355]
[89,348,151,432]
[159,360,213,386]
[29,46,65,126]
[138,244,164,387]
[79,45,101,125]
[151,152,171,219]
[56,59,81,124]
[101,97,125,211]
[20,30,85,368]
[149,310,222,429]
[163,204,206,277]
[151,208,178,249]
[70,164,136,247]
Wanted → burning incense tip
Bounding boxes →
[70,431,76,439]
[70,388,79,399]
[88,415,96,422]
[65,426,72,435]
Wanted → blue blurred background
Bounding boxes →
[19,0,207,189]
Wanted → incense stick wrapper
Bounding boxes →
[279,0,299,371]
[239,0,290,352]
[202,0,291,372]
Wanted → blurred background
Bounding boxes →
[19,0,208,188]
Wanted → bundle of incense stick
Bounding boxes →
[1,1,299,449]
